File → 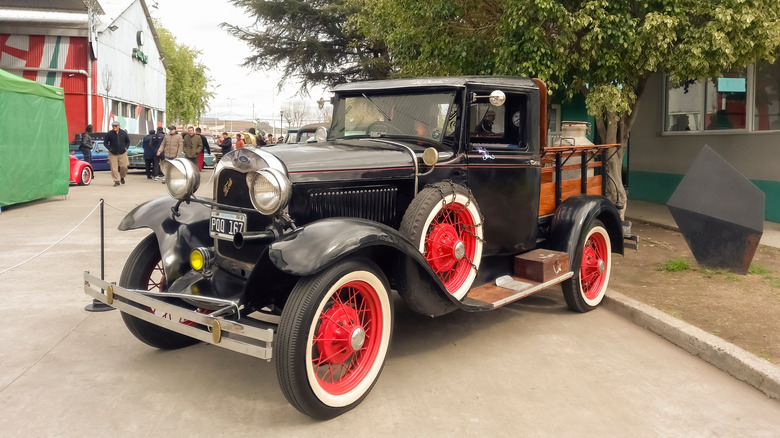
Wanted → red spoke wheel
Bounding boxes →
[276,259,393,420]
[400,182,483,300]
[562,220,612,312]
[119,234,200,349]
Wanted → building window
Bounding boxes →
[111,100,119,117]
[754,60,780,131]
[158,110,164,126]
[663,64,780,133]
[548,103,562,144]
[704,71,747,130]
[130,104,138,119]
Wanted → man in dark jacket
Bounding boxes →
[104,121,131,187]
[142,129,156,179]
[151,126,165,180]
[79,124,94,164]
[195,127,210,170]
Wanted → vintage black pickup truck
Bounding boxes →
[84,76,624,419]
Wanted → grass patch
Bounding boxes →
[662,308,683,319]
[660,258,690,272]
[768,277,780,289]
[749,264,771,275]
[700,267,742,282]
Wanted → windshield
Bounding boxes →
[330,91,456,144]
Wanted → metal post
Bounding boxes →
[555,152,562,208]
[581,151,588,194]
[601,149,608,197]
[85,199,114,312]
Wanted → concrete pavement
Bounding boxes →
[1,172,779,435]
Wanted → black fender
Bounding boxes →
[547,195,624,267]
[118,197,213,285]
[267,217,460,317]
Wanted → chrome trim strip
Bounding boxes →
[83,272,275,360]
[491,272,574,308]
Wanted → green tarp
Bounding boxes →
[0,68,69,207]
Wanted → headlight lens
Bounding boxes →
[161,158,200,200]
[247,168,291,215]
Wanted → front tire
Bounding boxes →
[561,220,612,312]
[275,259,393,420]
[119,234,200,350]
[399,182,483,300]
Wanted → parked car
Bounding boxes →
[295,122,328,143]
[282,128,298,144]
[69,140,109,171]
[68,154,92,185]
[84,76,625,420]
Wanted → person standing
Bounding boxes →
[157,125,184,183]
[79,124,94,164]
[182,126,202,168]
[218,132,232,155]
[142,129,156,179]
[235,133,245,149]
[104,121,130,187]
[195,127,210,170]
[151,126,165,180]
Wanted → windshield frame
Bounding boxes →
[329,89,458,147]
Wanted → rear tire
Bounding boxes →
[275,259,393,419]
[561,220,612,312]
[119,234,200,350]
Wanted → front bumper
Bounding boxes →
[83,271,275,360]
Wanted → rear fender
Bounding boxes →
[118,197,213,284]
[267,218,459,317]
[547,195,624,266]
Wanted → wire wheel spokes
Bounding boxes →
[311,280,383,395]
[147,261,166,291]
[424,202,476,293]
[580,232,608,300]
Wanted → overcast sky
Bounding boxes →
[150,0,327,125]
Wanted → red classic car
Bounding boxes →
[69,154,93,185]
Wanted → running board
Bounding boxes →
[463,272,574,310]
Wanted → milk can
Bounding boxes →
[558,121,593,179]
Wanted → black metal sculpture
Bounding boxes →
[667,145,764,274]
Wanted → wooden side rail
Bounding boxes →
[538,143,621,216]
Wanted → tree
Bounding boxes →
[281,100,316,127]
[357,0,780,217]
[223,0,391,93]
[154,21,214,124]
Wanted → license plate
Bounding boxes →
[210,211,246,238]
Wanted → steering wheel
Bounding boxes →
[366,121,403,135]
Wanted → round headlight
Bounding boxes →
[161,158,200,200]
[315,126,328,142]
[247,168,291,215]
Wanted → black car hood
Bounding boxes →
[267,138,418,182]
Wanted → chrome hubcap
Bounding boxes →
[598,260,605,274]
[453,241,466,260]
[350,327,366,351]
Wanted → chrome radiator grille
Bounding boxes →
[303,186,399,226]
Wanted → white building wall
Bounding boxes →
[95,0,165,131]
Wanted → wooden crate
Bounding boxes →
[513,249,570,282]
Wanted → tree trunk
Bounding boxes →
[602,112,627,220]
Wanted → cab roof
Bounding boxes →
[332,76,539,93]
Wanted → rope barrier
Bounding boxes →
[0,200,102,275]
[102,200,130,213]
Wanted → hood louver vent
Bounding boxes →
[304,186,399,227]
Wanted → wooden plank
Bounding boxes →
[538,176,602,216]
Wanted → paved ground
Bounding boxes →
[2,170,780,436]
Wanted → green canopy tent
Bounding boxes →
[0,68,69,208]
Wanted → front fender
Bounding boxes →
[547,195,624,263]
[268,218,460,317]
[119,197,213,284]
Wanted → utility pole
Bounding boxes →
[227,97,235,133]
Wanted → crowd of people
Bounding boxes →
[80,123,287,188]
